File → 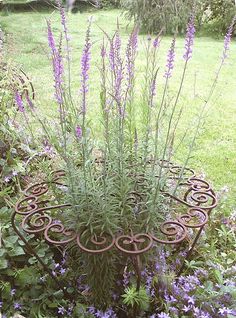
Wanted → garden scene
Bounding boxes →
[0,0,236,317]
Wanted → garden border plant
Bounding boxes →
[5,0,236,315]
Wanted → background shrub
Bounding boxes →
[121,0,201,34]
[202,0,236,35]
[121,0,236,35]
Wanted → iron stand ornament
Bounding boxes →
[12,161,217,299]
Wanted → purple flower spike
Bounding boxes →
[222,16,236,63]
[15,91,25,112]
[125,27,138,95]
[164,38,176,79]
[47,20,64,105]
[56,0,69,43]
[76,125,82,139]
[153,36,160,49]
[80,19,92,114]
[101,41,106,58]
[183,15,196,61]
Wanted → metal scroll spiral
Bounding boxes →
[77,232,115,254]
[13,167,217,254]
[115,233,153,255]
[177,208,208,228]
[45,223,77,245]
[150,221,187,245]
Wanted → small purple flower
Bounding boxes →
[157,312,171,318]
[183,305,191,313]
[88,306,96,314]
[193,306,200,317]
[200,311,212,318]
[0,300,2,308]
[10,288,16,296]
[183,15,196,61]
[76,125,82,139]
[219,307,233,316]
[187,295,195,305]
[4,176,11,183]
[39,275,47,282]
[164,38,176,79]
[59,267,67,275]
[123,270,131,287]
[14,302,22,310]
[58,306,66,315]
[15,91,25,112]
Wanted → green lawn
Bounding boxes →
[1,9,236,213]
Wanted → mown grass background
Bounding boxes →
[1,8,236,213]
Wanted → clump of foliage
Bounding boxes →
[121,0,202,34]
[100,0,120,8]
[0,61,33,207]
[10,0,233,309]
[121,0,236,35]
[1,204,235,317]
[202,0,236,35]
[3,1,235,315]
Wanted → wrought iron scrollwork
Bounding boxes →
[13,164,217,256]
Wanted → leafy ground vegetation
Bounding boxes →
[0,6,236,318]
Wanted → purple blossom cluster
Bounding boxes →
[164,38,176,79]
[3,170,18,183]
[51,258,67,277]
[183,15,196,61]
[57,303,74,316]
[88,306,117,318]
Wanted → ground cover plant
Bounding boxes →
[0,4,236,318]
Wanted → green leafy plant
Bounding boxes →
[122,285,150,311]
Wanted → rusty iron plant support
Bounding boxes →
[12,163,217,301]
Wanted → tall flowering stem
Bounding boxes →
[15,91,24,112]
[80,19,92,117]
[47,20,64,108]
[152,37,176,171]
[164,38,176,79]
[222,16,236,63]
[124,27,138,159]
[142,35,161,166]
[155,16,196,204]
[183,15,196,61]
[173,17,236,196]
[56,0,73,102]
[80,19,92,194]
